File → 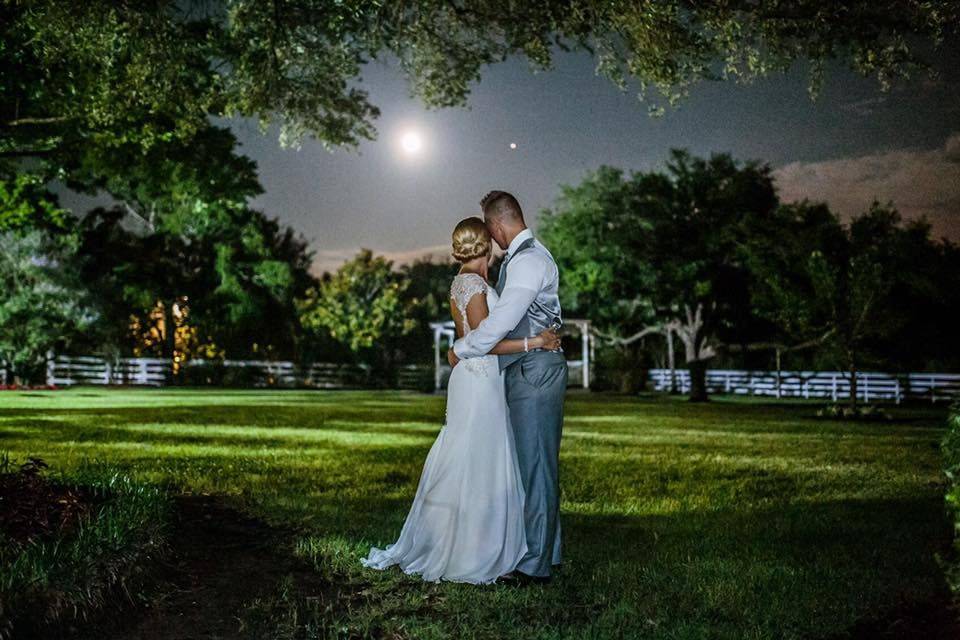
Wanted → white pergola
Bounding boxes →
[429,319,593,391]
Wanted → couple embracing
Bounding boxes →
[362,191,568,585]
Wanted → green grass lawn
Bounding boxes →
[0,388,951,639]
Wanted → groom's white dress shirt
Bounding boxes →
[453,228,560,360]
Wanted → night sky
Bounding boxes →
[60,48,960,273]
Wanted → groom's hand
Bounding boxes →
[447,348,460,368]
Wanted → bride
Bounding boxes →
[361,217,561,584]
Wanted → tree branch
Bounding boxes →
[719,328,837,354]
[593,324,665,346]
[4,116,71,127]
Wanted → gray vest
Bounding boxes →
[496,237,561,371]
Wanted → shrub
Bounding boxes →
[944,402,960,594]
[0,458,172,638]
[178,362,267,387]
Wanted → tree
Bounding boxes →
[298,250,416,372]
[70,123,315,363]
[865,222,960,373]
[0,173,71,231]
[539,166,661,392]
[0,176,94,383]
[541,152,779,399]
[200,208,315,360]
[77,204,315,364]
[904,240,960,371]
[743,201,939,407]
[649,152,781,400]
[77,207,203,362]
[65,125,264,235]
[3,1,954,163]
[397,259,459,364]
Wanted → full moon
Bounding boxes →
[401,131,423,154]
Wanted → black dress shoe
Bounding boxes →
[497,571,552,586]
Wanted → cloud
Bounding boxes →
[312,243,452,275]
[773,132,960,240]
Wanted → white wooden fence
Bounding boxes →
[649,368,960,403]
[5,356,959,402]
[23,355,432,391]
[46,355,172,387]
[15,354,584,391]
[187,359,432,389]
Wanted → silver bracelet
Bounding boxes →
[523,336,529,352]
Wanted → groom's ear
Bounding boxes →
[489,222,504,248]
[483,217,496,238]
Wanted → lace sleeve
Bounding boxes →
[450,273,488,333]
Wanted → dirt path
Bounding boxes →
[61,495,335,640]
[46,495,959,640]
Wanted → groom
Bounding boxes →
[448,190,568,582]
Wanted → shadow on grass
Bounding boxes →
[32,488,955,640]
[320,492,956,639]
[40,495,349,640]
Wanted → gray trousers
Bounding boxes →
[503,350,568,577]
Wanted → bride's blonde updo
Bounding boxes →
[451,217,491,263]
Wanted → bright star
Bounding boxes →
[509,142,518,149]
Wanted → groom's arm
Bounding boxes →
[453,253,545,359]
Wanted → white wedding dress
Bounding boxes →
[361,273,527,583]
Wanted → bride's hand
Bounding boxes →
[534,328,561,351]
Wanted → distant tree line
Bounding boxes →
[0,138,456,384]
[540,152,960,402]
[4,143,959,404]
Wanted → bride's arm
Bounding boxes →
[463,293,560,355]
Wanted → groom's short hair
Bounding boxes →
[481,190,524,224]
